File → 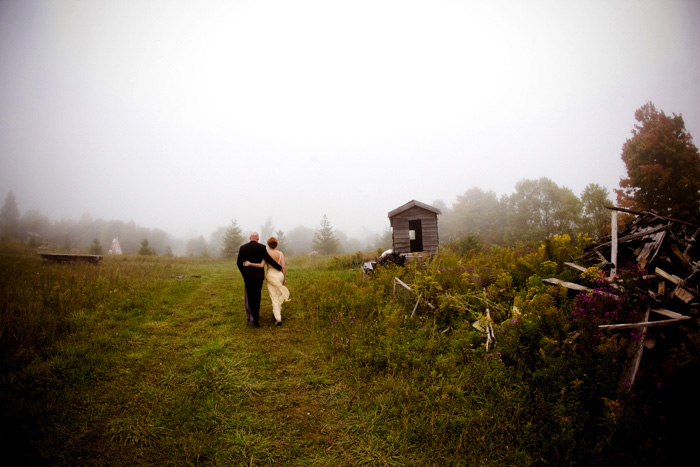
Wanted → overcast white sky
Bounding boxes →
[1,0,699,240]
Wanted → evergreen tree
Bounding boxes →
[88,238,104,255]
[138,238,156,255]
[312,215,340,255]
[0,190,20,239]
[222,220,244,258]
[259,217,275,243]
[274,229,289,254]
[372,227,392,252]
[616,102,700,222]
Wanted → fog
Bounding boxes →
[1,0,699,242]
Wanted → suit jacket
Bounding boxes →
[237,241,283,280]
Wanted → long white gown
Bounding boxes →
[266,252,290,322]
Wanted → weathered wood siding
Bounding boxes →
[391,206,439,254]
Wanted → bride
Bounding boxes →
[243,236,290,326]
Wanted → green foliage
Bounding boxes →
[449,232,484,256]
[163,244,173,257]
[505,177,583,244]
[375,226,393,251]
[273,228,289,254]
[443,187,505,244]
[138,238,156,255]
[328,251,366,269]
[538,233,592,278]
[312,214,340,255]
[581,183,613,239]
[616,101,700,222]
[2,241,698,465]
[88,237,103,255]
[440,180,612,249]
[259,217,275,242]
[221,219,244,258]
[0,190,20,239]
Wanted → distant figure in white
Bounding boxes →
[109,238,122,255]
[243,236,290,326]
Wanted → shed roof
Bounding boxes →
[388,200,442,219]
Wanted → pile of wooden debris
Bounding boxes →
[546,207,699,391]
[579,207,700,314]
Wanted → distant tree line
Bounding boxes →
[437,180,613,249]
[0,196,390,258]
[3,103,694,258]
[438,102,700,250]
[0,198,179,256]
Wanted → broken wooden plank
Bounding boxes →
[655,268,697,302]
[657,280,666,296]
[639,230,667,267]
[599,316,691,330]
[674,289,695,303]
[605,206,699,227]
[617,309,649,393]
[622,224,668,245]
[393,277,412,295]
[650,308,688,320]
[564,262,587,272]
[410,293,423,318]
[393,277,435,310]
[670,243,692,268]
[591,224,669,255]
[543,278,591,292]
[655,267,683,284]
[683,227,700,257]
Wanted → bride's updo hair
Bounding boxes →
[267,237,278,249]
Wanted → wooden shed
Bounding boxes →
[388,200,441,255]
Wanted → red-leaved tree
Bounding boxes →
[616,102,700,223]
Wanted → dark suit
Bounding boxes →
[237,241,283,326]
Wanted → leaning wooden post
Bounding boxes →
[610,210,618,279]
[617,308,650,394]
[410,293,422,318]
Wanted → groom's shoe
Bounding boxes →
[252,322,260,328]
[276,321,282,326]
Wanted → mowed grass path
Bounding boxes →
[42,262,362,466]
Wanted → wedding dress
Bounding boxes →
[266,252,290,322]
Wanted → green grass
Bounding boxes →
[1,243,698,465]
[0,247,374,466]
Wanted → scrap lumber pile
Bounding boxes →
[569,207,700,392]
[578,207,700,314]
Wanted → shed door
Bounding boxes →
[409,219,423,253]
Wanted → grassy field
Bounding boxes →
[0,247,368,465]
[1,242,698,465]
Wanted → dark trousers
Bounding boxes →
[244,277,264,325]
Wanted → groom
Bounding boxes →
[237,231,283,327]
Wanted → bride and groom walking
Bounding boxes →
[236,231,290,328]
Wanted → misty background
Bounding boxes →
[1,0,699,255]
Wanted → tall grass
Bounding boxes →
[1,244,698,465]
[0,243,187,371]
[293,247,700,465]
